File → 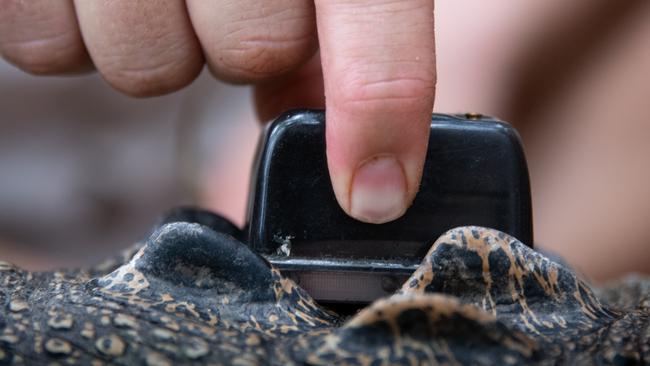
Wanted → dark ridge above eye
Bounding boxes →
[157,206,243,240]
[136,222,275,301]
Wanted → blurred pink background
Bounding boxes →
[0,0,648,281]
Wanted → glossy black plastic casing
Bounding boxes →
[248,109,532,250]
[246,110,532,302]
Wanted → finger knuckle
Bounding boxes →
[100,56,202,97]
[213,35,315,82]
[1,34,85,75]
[209,6,316,82]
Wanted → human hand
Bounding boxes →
[0,0,435,224]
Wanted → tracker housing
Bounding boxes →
[246,110,533,303]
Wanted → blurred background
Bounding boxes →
[0,0,649,281]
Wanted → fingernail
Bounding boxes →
[350,156,408,224]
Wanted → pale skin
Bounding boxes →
[0,0,436,224]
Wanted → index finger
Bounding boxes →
[314,0,436,223]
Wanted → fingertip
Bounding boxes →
[323,70,433,224]
[349,155,409,224]
[327,122,429,224]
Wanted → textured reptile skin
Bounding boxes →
[0,213,648,365]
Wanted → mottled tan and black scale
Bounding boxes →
[0,209,648,365]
